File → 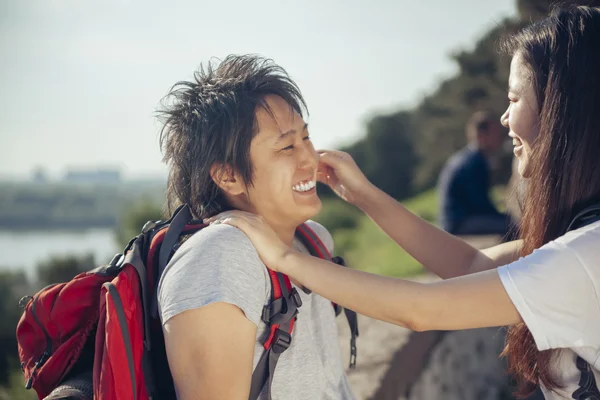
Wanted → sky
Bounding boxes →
[0,0,516,180]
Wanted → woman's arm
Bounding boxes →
[356,183,523,278]
[278,250,521,331]
[317,150,523,279]
[207,212,522,332]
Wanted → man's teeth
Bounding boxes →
[292,180,316,192]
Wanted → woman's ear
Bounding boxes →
[210,163,245,196]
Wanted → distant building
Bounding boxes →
[63,168,121,185]
[31,167,49,184]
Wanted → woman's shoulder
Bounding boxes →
[556,219,600,268]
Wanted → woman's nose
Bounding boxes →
[500,108,509,128]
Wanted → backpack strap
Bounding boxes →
[567,203,600,399]
[331,256,360,369]
[573,356,600,400]
[158,204,194,275]
[249,270,301,400]
[150,204,200,318]
[567,203,600,232]
[295,223,359,369]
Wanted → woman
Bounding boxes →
[207,5,600,399]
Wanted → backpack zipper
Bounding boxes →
[104,282,137,399]
[25,283,58,389]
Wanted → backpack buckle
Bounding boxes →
[271,329,292,354]
[262,298,283,324]
[261,288,303,324]
[289,288,302,308]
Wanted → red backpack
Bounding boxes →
[16,205,359,400]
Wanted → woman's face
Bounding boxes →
[500,53,540,178]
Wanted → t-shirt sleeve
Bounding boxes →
[497,235,600,351]
[304,220,334,255]
[157,224,269,327]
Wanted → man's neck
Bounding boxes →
[268,220,296,247]
[228,198,297,246]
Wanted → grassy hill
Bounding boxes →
[315,186,507,278]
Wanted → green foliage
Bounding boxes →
[332,220,425,278]
[403,189,440,223]
[0,271,30,385]
[342,111,418,200]
[516,0,600,21]
[314,198,362,232]
[317,189,440,278]
[411,21,518,192]
[332,17,521,198]
[319,186,506,278]
[36,254,95,287]
[0,362,36,400]
[339,0,596,196]
[114,199,165,249]
[334,189,442,278]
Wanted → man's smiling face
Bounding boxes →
[242,95,321,230]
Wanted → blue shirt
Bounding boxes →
[438,146,501,232]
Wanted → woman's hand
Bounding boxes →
[204,211,293,272]
[317,150,374,206]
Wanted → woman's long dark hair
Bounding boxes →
[500,5,600,397]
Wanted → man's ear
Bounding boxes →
[210,163,245,196]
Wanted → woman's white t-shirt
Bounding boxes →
[498,220,600,399]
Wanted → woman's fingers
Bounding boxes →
[204,210,258,226]
[203,210,289,271]
[317,150,349,169]
[316,170,329,184]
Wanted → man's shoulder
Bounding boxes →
[443,147,485,178]
[455,146,483,166]
[181,223,256,252]
[169,223,266,275]
[158,223,269,327]
[441,147,468,172]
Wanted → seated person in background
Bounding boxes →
[438,110,512,236]
[156,54,355,400]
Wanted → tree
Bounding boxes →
[517,0,600,21]
[356,111,418,200]
[114,199,165,249]
[339,0,600,196]
[0,270,30,385]
[36,254,95,287]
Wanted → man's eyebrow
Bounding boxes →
[274,123,308,144]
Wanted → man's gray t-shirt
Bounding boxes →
[157,220,355,400]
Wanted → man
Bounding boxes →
[438,110,512,236]
[156,55,355,400]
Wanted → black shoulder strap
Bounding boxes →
[566,203,600,232]
[158,205,194,275]
[149,204,195,319]
[567,203,600,399]
[573,356,600,400]
[295,224,359,369]
[249,272,300,400]
[331,256,359,369]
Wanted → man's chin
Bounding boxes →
[296,199,322,223]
